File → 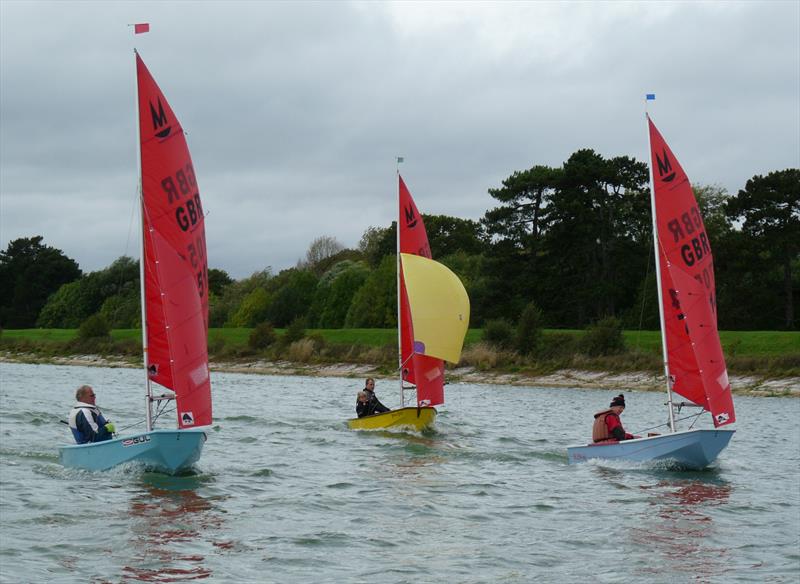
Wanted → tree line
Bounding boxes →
[1,150,797,333]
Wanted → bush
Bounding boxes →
[581,316,625,356]
[99,292,140,328]
[229,287,270,327]
[78,314,111,340]
[516,302,544,355]
[282,317,306,345]
[537,332,579,359]
[248,321,277,350]
[286,338,316,362]
[483,319,514,350]
[460,342,500,370]
[208,334,226,355]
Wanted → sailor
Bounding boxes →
[355,378,390,418]
[68,385,115,444]
[592,393,636,442]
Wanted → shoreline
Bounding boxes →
[1,352,797,397]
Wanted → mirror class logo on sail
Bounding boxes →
[150,97,172,140]
[404,205,432,258]
[404,204,418,228]
[657,149,710,270]
[656,147,677,183]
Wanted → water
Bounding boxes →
[0,362,798,583]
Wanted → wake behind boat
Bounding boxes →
[567,109,736,469]
[59,49,212,474]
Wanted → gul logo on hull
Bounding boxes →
[122,435,151,447]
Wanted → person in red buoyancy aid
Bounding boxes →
[592,394,638,443]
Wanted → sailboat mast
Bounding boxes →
[134,49,154,432]
[396,165,405,407]
[646,111,677,433]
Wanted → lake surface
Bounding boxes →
[0,361,798,583]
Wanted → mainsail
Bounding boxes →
[648,116,735,427]
[137,53,212,429]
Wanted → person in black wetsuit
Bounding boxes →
[355,377,390,417]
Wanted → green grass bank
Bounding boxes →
[1,327,798,378]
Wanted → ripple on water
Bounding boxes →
[1,363,799,583]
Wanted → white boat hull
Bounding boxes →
[567,428,735,470]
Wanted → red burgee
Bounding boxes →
[648,117,735,427]
[137,53,212,428]
[398,175,445,407]
[134,23,150,34]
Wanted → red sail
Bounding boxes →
[648,117,735,427]
[137,53,212,428]
[398,175,445,407]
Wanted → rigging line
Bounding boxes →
[687,410,704,430]
[398,353,415,372]
[116,400,172,432]
[106,188,141,326]
[635,241,654,351]
[152,402,176,424]
[117,418,147,432]
[154,398,171,418]
[633,411,705,434]
[153,409,176,425]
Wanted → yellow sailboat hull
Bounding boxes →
[347,407,437,431]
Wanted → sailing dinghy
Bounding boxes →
[348,175,470,431]
[567,114,735,470]
[59,51,212,473]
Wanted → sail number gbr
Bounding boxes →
[161,163,203,232]
[161,163,208,299]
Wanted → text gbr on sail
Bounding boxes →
[665,204,709,268]
[161,163,203,232]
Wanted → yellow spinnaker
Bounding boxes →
[400,253,470,364]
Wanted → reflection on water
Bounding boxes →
[121,474,226,583]
[633,475,733,581]
[375,430,450,480]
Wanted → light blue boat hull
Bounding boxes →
[567,428,735,470]
[59,429,207,474]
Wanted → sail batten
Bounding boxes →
[648,117,735,427]
[137,54,212,429]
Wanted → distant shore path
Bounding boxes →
[1,352,796,397]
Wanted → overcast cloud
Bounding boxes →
[1,1,798,278]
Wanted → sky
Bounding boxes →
[1,1,798,279]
